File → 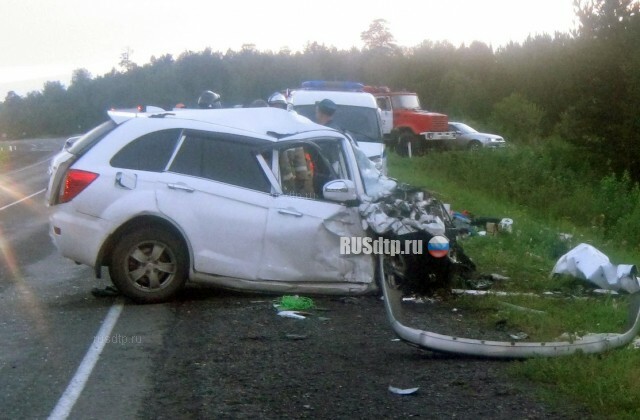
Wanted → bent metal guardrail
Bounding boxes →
[378,255,640,358]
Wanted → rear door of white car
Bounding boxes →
[156,131,272,279]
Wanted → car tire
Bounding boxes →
[468,140,482,151]
[109,228,188,303]
[398,132,423,157]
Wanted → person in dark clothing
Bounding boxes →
[197,90,222,109]
[315,98,339,129]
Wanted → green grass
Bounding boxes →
[388,150,640,418]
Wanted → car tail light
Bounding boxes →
[60,170,99,203]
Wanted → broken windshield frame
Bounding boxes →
[351,143,396,199]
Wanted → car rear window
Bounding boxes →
[169,133,271,193]
[110,129,182,172]
[67,120,117,156]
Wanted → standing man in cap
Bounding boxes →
[315,99,340,130]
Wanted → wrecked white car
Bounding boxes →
[46,107,640,358]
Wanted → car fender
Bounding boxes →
[93,190,194,277]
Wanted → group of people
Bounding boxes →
[192,90,338,129]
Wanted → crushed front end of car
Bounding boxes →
[359,183,474,294]
[360,186,640,358]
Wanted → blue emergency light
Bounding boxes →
[301,81,364,91]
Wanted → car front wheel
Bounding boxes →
[468,140,482,151]
[109,228,188,303]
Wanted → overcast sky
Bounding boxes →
[0,0,578,98]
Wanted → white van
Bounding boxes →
[289,82,386,173]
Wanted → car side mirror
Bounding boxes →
[323,179,357,203]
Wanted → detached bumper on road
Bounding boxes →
[379,255,640,358]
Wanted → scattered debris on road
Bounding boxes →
[509,332,529,341]
[276,295,315,311]
[498,302,546,315]
[277,311,308,320]
[90,285,120,298]
[388,385,419,395]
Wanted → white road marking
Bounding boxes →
[0,188,46,212]
[4,156,53,176]
[48,301,125,420]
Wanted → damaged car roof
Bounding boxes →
[107,107,338,140]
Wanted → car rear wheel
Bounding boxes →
[109,228,188,303]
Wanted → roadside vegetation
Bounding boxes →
[388,141,640,418]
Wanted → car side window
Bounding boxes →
[169,134,271,193]
[377,97,390,111]
[110,129,181,172]
[272,139,350,200]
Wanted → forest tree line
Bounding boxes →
[1,0,639,178]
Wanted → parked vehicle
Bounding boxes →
[365,87,455,156]
[448,122,506,149]
[46,106,640,359]
[289,81,386,173]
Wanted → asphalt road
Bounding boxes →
[0,138,176,420]
[0,138,578,419]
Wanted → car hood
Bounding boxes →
[468,132,504,141]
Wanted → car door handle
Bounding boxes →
[167,183,195,193]
[277,208,303,217]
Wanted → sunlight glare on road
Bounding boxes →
[0,179,35,205]
[0,221,54,351]
[0,224,20,280]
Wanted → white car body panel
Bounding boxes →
[156,173,270,279]
[260,194,374,284]
[49,204,111,266]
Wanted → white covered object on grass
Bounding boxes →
[551,243,640,293]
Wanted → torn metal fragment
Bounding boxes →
[552,243,640,294]
[277,311,307,320]
[388,386,419,395]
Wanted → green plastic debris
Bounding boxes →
[277,295,315,311]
